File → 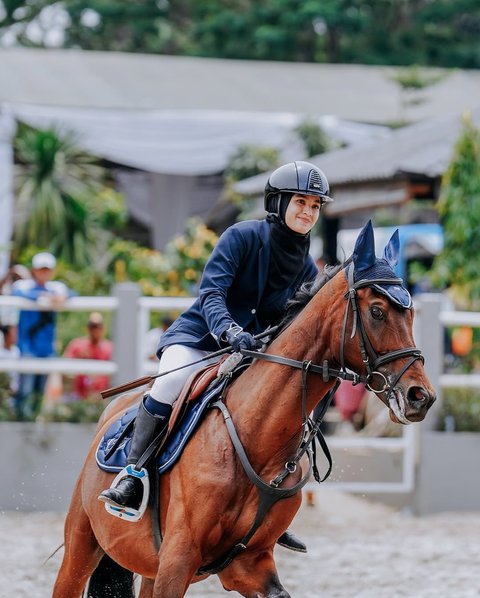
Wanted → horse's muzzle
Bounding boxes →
[389,385,436,424]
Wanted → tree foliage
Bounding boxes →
[294,118,332,157]
[2,0,480,68]
[430,116,480,308]
[224,144,280,182]
[13,124,108,266]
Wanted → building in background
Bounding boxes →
[1,49,479,265]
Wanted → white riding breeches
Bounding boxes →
[149,344,219,406]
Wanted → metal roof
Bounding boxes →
[1,48,479,123]
[235,106,480,193]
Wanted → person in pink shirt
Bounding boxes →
[63,312,113,399]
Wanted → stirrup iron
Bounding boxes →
[103,465,150,522]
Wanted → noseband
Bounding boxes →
[340,262,424,398]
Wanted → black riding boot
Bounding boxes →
[277,529,307,553]
[98,399,170,509]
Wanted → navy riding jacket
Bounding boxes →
[158,219,318,355]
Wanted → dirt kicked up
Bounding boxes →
[1,489,479,598]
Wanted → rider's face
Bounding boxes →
[284,194,322,234]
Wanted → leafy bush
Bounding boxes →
[39,398,107,423]
[294,118,332,157]
[429,116,480,309]
[162,219,218,295]
[224,144,280,181]
[0,373,15,421]
[437,387,480,432]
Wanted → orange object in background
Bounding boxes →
[451,326,473,356]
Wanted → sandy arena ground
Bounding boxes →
[1,490,479,598]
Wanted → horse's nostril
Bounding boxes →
[408,387,427,402]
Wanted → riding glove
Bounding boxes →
[222,324,258,352]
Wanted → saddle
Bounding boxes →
[96,354,235,475]
[97,353,248,523]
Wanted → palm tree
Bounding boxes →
[13,124,106,266]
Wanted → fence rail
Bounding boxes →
[0,287,189,379]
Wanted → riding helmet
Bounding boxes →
[264,161,333,214]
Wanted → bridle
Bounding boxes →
[341,261,424,399]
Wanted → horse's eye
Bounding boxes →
[371,306,384,320]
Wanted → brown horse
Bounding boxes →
[53,223,436,598]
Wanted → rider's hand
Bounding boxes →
[223,324,258,352]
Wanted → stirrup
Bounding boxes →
[103,465,150,522]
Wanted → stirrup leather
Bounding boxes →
[103,465,149,522]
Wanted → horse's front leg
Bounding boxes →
[53,490,104,598]
[219,549,290,598]
[152,531,202,598]
[139,576,155,597]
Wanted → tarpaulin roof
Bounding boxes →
[10,104,391,176]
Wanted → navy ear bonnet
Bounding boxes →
[351,220,412,309]
[356,260,412,309]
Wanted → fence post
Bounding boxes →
[411,293,444,514]
[414,293,444,431]
[112,282,141,385]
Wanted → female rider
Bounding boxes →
[99,160,333,551]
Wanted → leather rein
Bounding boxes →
[199,263,424,575]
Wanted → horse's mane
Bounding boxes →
[279,262,345,329]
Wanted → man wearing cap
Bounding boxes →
[63,312,113,400]
[11,252,73,419]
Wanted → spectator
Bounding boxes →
[333,380,368,431]
[144,316,174,361]
[0,264,32,326]
[63,312,113,400]
[0,324,20,397]
[12,252,72,420]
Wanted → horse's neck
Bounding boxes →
[227,273,346,470]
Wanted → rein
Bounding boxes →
[199,265,425,574]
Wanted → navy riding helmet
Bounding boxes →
[264,161,333,214]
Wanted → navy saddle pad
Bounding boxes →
[96,378,226,475]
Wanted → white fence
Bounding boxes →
[0,287,195,382]
[0,289,476,496]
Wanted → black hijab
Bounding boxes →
[264,194,311,293]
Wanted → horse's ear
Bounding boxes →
[383,229,400,267]
[352,220,376,272]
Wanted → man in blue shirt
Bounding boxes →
[12,252,72,420]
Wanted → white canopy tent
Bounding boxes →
[10,104,391,176]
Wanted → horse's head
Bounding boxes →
[340,220,436,424]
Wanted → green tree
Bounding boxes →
[294,118,332,157]
[62,0,173,53]
[0,0,51,46]
[13,124,108,266]
[430,115,480,308]
[3,0,480,68]
[418,0,480,69]
[224,144,280,182]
